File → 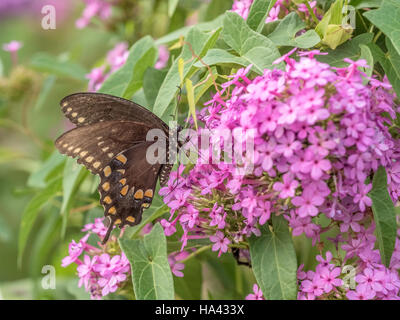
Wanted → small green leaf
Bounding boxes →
[185,79,197,129]
[249,215,298,300]
[359,44,374,79]
[247,0,277,32]
[30,53,87,81]
[363,0,400,57]
[316,33,373,67]
[18,178,62,267]
[168,0,179,17]
[27,151,65,188]
[268,12,321,48]
[143,68,168,107]
[60,159,87,238]
[34,75,57,111]
[369,166,397,267]
[99,36,158,99]
[193,49,248,68]
[153,27,221,118]
[222,12,282,73]
[119,223,174,300]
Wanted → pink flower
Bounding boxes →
[155,45,169,69]
[291,185,325,217]
[346,286,376,300]
[61,234,89,267]
[246,284,265,300]
[273,173,299,199]
[210,231,230,257]
[315,267,343,293]
[2,40,22,52]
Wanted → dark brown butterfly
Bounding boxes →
[55,92,175,243]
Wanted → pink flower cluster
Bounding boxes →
[160,50,400,299]
[76,0,112,29]
[62,218,131,299]
[86,42,129,92]
[232,0,318,23]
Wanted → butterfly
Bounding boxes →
[55,92,177,243]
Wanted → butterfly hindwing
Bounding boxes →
[99,142,163,243]
[55,120,156,174]
[60,92,169,131]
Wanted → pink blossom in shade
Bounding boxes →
[273,173,299,199]
[86,66,107,92]
[266,5,280,23]
[346,285,376,300]
[315,267,343,293]
[339,212,364,233]
[355,268,385,293]
[231,0,253,20]
[82,217,109,238]
[107,42,129,71]
[61,234,90,267]
[155,45,169,69]
[168,251,189,277]
[246,284,265,300]
[77,255,98,290]
[254,200,272,225]
[315,251,335,271]
[210,231,230,257]
[76,0,111,29]
[291,186,325,217]
[353,183,372,212]
[2,40,22,52]
[160,219,177,236]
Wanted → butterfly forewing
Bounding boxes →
[60,92,169,131]
[55,121,156,175]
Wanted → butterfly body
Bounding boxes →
[55,93,175,243]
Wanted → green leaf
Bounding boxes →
[185,79,197,129]
[316,33,373,67]
[34,75,57,111]
[27,151,65,188]
[194,49,248,68]
[247,0,277,32]
[222,12,282,74]
[350,0,382,9]
[369,166,397,267]
[153,27,221,118]
[268,13,321,48]
[168,0,179,17]
[18,178,62,267]
[359,44,374,79]
[99,36,158,99]
[119,223,174,300]
[143,68,168,107]
[363,0,400,57]
[249,215,298,300]
[60,159,87,238]
[30,53,87,81]
[367,39,400,98]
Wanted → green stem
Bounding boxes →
[373,31,382,43]
[180,244,212,263]
[305,1,319,25]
